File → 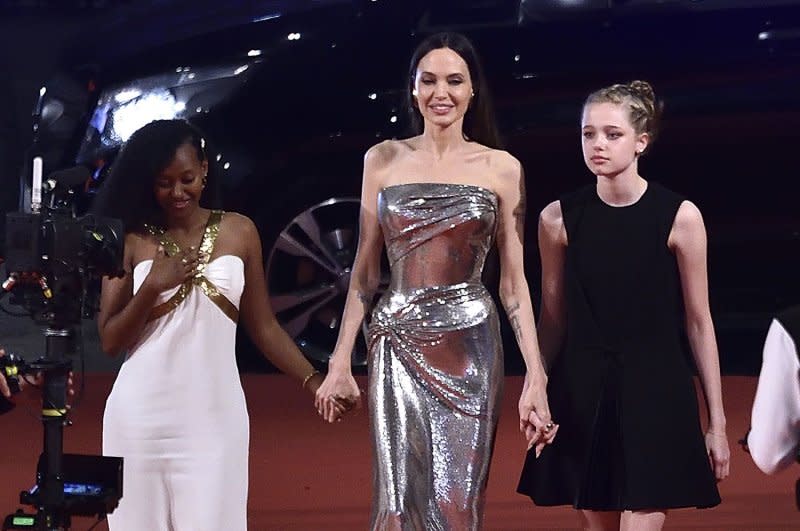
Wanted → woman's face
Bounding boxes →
[581,101,648,177]
[412,47,474,131]
[153,142,207,221]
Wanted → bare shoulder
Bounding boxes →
[490,149,521,174]
[539,200,566,243]
[362,140,404,189]
[673,200,704,230]
[364,139,403,169]
[124,231,146,248]
[216,211,259,261]
[222,211,258,236]
[669,200,706,249]
[486,149,523,195]
[540,200,563,225]
[124,231,152,267]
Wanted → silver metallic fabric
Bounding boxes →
[369,183,504,530]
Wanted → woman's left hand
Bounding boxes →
[705,428,730,481]
[519,374,558,456]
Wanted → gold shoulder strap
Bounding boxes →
[146,210,239,323]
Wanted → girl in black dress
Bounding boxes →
[517,81,730,530]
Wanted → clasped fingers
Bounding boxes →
[314,373,362,423]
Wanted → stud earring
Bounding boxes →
[412,89,418,97]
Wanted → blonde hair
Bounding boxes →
[585,80,661,146]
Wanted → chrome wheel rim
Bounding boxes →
[266,197,386,366]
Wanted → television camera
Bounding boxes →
[1,162,125,530]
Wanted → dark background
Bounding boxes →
[0,1,132,371]
[0,0,798,375]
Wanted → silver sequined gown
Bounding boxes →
[369,183,504,531]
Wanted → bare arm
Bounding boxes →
[312,144,387,422]
[495,157,546,381]
[536,200,568,372]
[670,200,730,479]
[97,234,198,356]
[494,154,557,449]
[326,145,386,374]
[237,215,322,393]
[97,234,158,356]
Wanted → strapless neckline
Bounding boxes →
[380,182,497,199]
[133,254,244,273]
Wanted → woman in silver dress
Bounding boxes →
[315,32,556,530]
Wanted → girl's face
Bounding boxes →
[153,142,207,221]
[581,102,648,177]
[412,47,474,131]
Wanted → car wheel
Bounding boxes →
[265,196,387,366]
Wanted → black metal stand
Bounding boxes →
[2,327,73,531]
[35,327,73,530]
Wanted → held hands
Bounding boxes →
[705,428,731,481]
[519,373,559,457]
[314,365,362,423]
[302,371,325,396]
[143,246,199,293]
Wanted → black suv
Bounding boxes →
[35,0,800,372]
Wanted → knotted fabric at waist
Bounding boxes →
[371,282,492,333]
[368,282,497,417]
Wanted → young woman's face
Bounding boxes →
[581,102,648,177]
[413,47,474,131]
[153,142,207,221]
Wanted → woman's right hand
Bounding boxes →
[314,365,362,423]
[143,246,199,293]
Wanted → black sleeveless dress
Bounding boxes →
[517,182,720,510]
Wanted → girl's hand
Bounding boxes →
[705,428,731,481]
[143,246,198,293]
[519,374,558,457]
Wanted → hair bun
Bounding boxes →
[627,80,655,106]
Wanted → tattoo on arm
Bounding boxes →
[357,290,374,312]
[512,173,526,225]
[505,170,527,252]
[507,301,523,343]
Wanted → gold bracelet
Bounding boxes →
[302,370,320,390]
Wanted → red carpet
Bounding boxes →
[1,376,797,530]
